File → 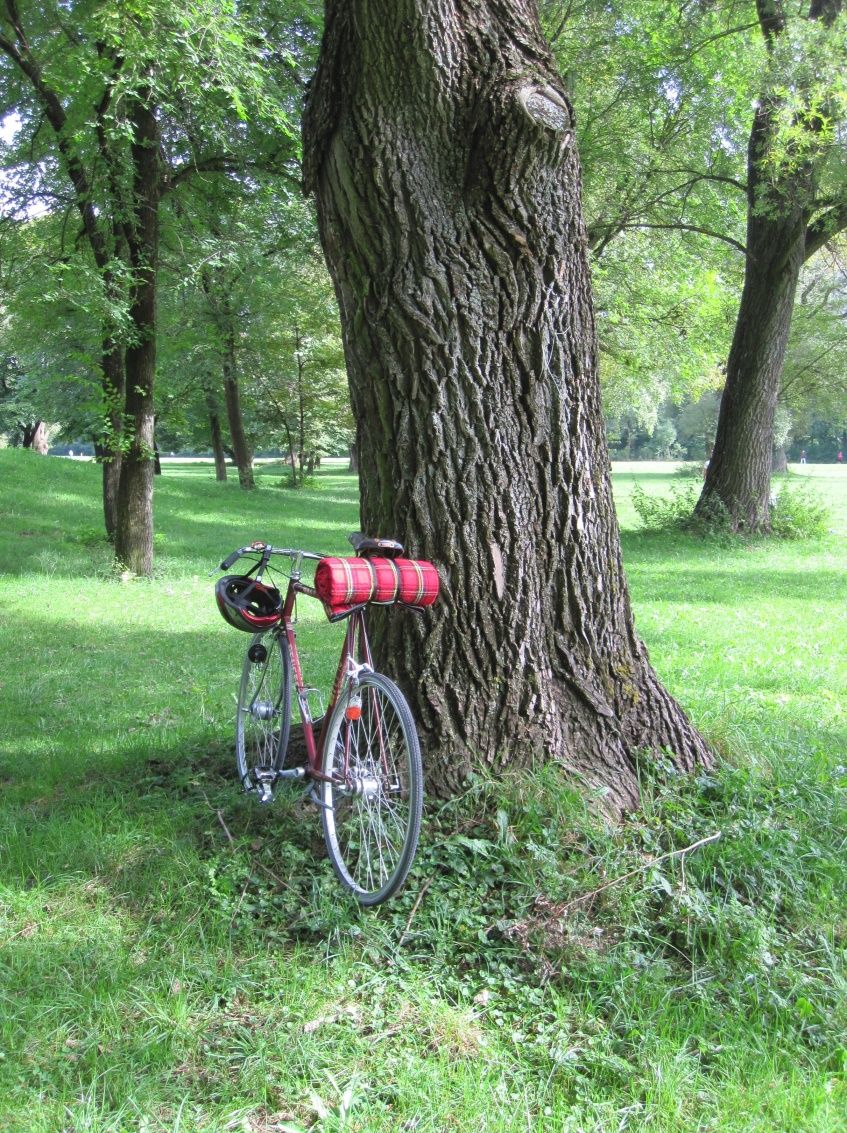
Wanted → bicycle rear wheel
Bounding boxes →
[236,630,291,800]
[321,671,423,905]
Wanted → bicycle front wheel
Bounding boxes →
[321,671,423,905]
[236,630,291,797]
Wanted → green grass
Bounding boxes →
[1,450,845,1132]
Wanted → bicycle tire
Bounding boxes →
[235,630,292,796]
[321,671,423,905]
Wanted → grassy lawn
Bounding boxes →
[0,450,845,1132]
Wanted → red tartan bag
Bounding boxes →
[314,556,440,619]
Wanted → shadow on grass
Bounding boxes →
[0,721,332,914]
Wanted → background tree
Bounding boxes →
[778,244,847,459]
[695,0,847,528]
[544,0,751,427]
[0,212,109,449]
[304,0,712,810]
[0,0,302,569]
[546,0,847,512]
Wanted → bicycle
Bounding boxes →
[214,533,439,905]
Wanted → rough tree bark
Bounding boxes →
[696,0,846,531]
[303,0,712,809]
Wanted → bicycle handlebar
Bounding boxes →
[219,542,324,571]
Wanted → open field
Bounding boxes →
[0,450,845,1132]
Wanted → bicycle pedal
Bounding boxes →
[258,785,274,804]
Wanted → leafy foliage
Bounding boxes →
[631,480,702,532]
[770,477,833,539]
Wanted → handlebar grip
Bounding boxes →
[220,549,243,570]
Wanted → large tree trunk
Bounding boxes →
[115,94,159,576]
[696,106,806,531]
[303,0,712,810]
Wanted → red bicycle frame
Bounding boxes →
[278,572,375,781]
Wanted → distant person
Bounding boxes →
[800,449,807,464]
[838,451,843,464]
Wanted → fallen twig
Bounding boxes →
[398,877,434,946]
[555,831,722,916]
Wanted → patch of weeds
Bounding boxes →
[275,471,319,490]
[321,755,847,1087]
[70,524,107,548]
[632,481,736,541]
[673,462,706,479]
[631,481,700,532]
[34,549,62,576]
[770,478,832,539]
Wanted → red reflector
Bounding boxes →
[345,705,362,721]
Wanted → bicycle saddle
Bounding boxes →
[348,532,404,558]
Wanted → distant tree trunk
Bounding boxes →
[208,407,228,481]
[348,441,358,474]
[303,0,712,810]
[295,325,307,483]
[282,421,299,487]
[773,446,788,473]
[696,116,805,530]
[98,337,125,541]
[22,421,49,452]
[115,93,159,576]
[199,269,254,490]
[222,325,255,490]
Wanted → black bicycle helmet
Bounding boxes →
[215,574,282,632]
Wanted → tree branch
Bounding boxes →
[164,152,300,194]
[600,220,747,255]
[804,203,847,261]
[654,167,747,195]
